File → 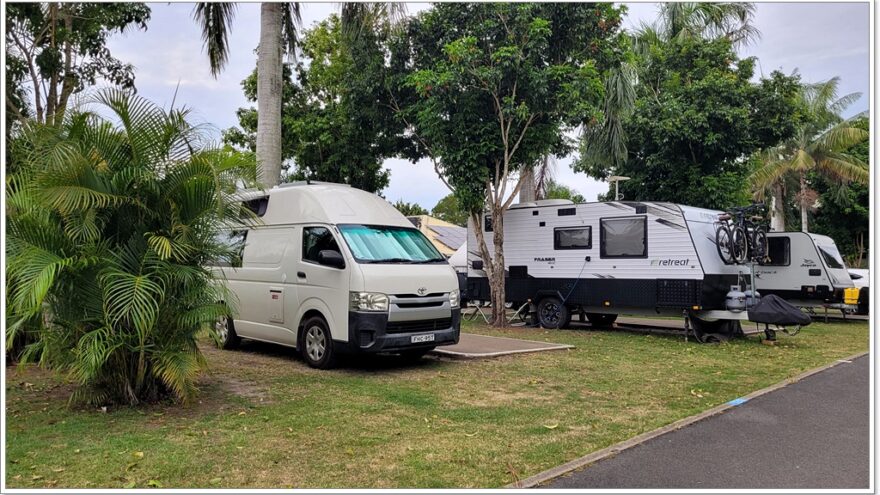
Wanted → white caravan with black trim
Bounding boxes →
[466,200,770,338]
[212,182,461,369]
[753,232,860,314]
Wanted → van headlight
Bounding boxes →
[449,289,460,308]
[349,292,389,312]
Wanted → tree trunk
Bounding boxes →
[490,206,507,326]
[55,7,75,126]
[470,209,507,327]
[256,3,284,187]
[45,3,59,126]
[855,232,865,268]
[519,167,536,203]
[769,181,785,232]
[799,172,809,233]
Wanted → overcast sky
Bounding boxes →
[105,2,871,209]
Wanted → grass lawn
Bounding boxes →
[5,318,869,488]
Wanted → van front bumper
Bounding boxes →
[343,310,461,353]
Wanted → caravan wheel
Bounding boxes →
[537,297,571,329]
[586,313,618,328]
[688,315,741,344]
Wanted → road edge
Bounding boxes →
[507,350,869,489]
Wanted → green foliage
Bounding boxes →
[5,3,150,126]
[810,117,870,266]
[579,36,804,209]
[542,179,586,204]
[5,90,259,405]
[223,15,401,193]
[431,194,468,227]
[750,78,868,232]
[392,200,428,217]
[395,3,627,213]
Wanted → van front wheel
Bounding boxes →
[300,317,337,369]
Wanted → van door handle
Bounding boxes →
[297,271,306,279]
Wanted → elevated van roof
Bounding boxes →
[238,182,412,227]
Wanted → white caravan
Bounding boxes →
[754,232,860,315]
[466,200,809,338]
[213,182,461,369]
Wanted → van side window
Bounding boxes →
[764,237,790,266]
[554,227,591,250]
[303,227,341,263]
[600,216,647,258]
[215,230,248,267]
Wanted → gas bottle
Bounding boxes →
[725,286,746,312]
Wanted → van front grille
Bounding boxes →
[386,318,452,334]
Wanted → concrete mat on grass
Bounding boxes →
[432,333,573,359]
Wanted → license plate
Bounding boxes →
[411,334,435,344]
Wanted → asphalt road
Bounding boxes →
[546,354,870,489]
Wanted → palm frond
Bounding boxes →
[816,152,870,185]
[192,3,237,77]
[281,3,303,57]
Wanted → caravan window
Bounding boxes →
[764,237,790,266]
[600,216,647,258]
[818,244,845,269]
[554,227,591,250]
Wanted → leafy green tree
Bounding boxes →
[541,179,586,204]
[393,200,428,217]
[223,15,400,193]
[431,194,468,227]
[580,3,759,175]
[394,3,626,324]
[751,78,868,232]
[5,3,150,127]
[578,36,804,210]
[5,90,258,405]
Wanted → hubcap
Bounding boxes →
[215,316,228,342]
[305,326,326,362]
[541,302,560,325]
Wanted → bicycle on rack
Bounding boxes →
[715,203,769,265]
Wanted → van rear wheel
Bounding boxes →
[300,317,337,369]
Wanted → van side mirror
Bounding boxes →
[317,250,346,269]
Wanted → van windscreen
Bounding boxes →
[339,225,446,264]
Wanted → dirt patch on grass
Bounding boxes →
[6,364,77,405]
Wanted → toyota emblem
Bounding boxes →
[417,287,428,296]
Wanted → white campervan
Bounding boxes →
[213,182,461,369]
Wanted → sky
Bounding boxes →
[104,2,871,210]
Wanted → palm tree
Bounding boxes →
[6,89,259,405]
[750,77,868,232]
[192,3,404,187]
[656,2,760,47]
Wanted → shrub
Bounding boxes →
[5,90,258,405]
